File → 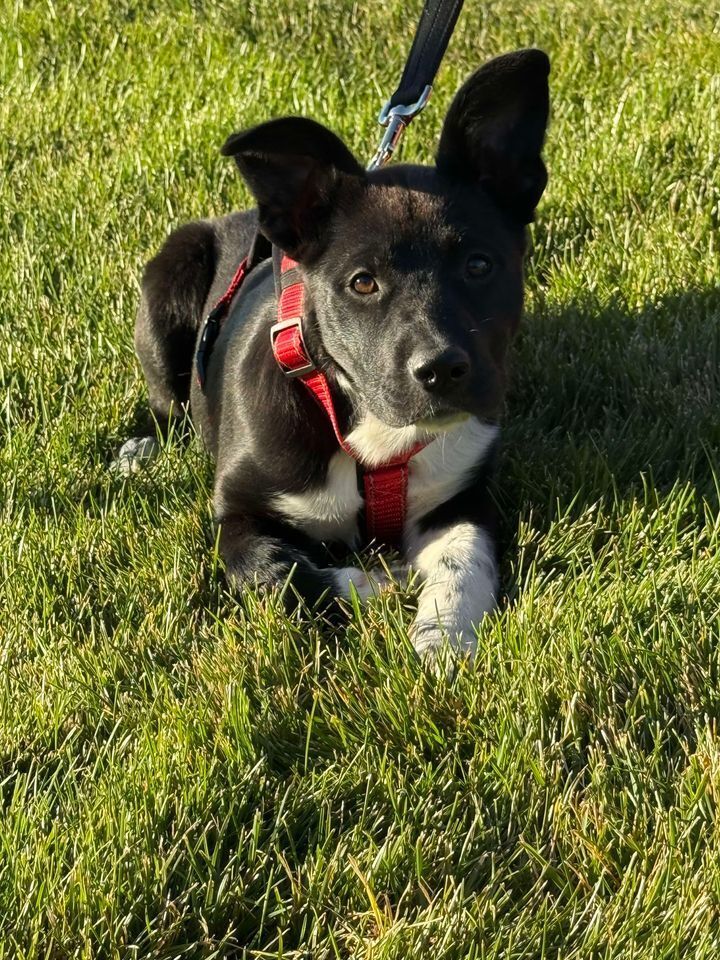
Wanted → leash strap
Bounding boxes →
[271,255,426,545]
[389,0,465,110]
[369,0,465,168]
[196,231,272,389]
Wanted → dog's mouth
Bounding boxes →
[414,410,470,431]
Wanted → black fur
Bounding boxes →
[135,220,217,424]
[132,50,551,615]
[436,48,550,224]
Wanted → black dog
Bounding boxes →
[126,49,550,657]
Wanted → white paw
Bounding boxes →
[111,436,160,476]
[334,566,395,602]
[410,616,478,660]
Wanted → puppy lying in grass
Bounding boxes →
[121,49,550,658]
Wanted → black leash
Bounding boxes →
[369,0,465,168]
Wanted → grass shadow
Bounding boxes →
[497,284,720,587]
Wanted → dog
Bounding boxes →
[125,49,550,658]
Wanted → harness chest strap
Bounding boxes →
[271,254,426,545]
[197,246,426,545]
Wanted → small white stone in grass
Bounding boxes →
[111,435,160,476]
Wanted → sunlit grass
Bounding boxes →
[1,0,719,955]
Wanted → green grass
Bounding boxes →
[2,0,720,955]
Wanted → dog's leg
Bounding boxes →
[135,220,217,431]
[218,515,393,608]
[114,221,218,474]
[407,521,498,659]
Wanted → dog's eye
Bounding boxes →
[466,255,493,279]
[351,273,378,295]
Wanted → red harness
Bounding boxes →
[197,247,426,545]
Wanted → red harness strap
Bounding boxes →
[362,458,413,544]
[271,255,426,545]
[196,257,249,389]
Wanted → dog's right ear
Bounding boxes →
[436,49,550,224]
[221,117,364,260]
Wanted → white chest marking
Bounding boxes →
[271,414,498,545]
[271,450,362,544]
[405,418,498,526]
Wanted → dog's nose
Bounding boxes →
[411,347,471,393]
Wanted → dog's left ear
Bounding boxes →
[222,117,364,259]
[436,49,550,224]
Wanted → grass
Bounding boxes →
[1,0,720,955]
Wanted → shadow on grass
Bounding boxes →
[497,283,720,582]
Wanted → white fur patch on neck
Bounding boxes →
[345,413,428,467]
[406,417,498,526]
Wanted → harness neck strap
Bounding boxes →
[271,254,426,545]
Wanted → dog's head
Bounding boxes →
[222,49,550,428]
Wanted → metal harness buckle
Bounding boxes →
[270,317,316,378]
[368,85,432,170]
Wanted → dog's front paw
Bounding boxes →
[111,436,160,476]
[410,616,479,661]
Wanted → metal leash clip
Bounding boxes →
[367,84,432,170]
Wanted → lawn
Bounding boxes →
[1,0,720,956]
